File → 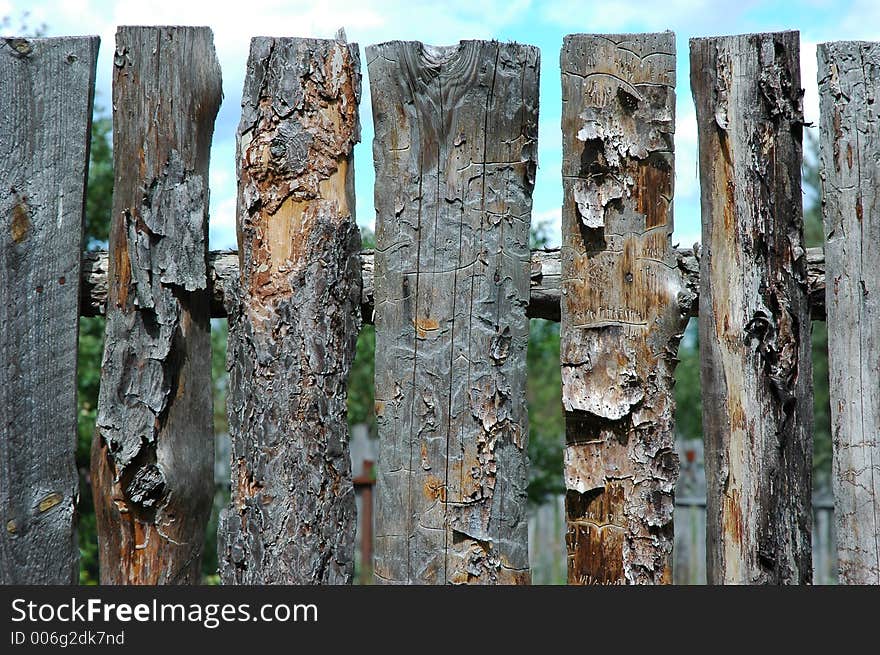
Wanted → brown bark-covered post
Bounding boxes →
[0,36,98,584]
[560,33,693,585]
[92,26,221,584]
[691,31,813,584]
[368,40,538,584]
[819,41,880,584]
[218,36,361,585]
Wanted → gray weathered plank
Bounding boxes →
[560,32,694,585]
[92,26,221,584]
[369,40,538,585]
[819,40,880,585]
[0,35,98,584]
[691,31,813,584]
[218,36,361,585]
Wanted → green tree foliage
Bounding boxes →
[525,221,565,504]
[347,228,377,434]
[76,106,112,583]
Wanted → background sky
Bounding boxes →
[6,0,879,250]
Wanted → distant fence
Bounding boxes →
[2,27,878,585]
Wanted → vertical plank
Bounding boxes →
[0,36,98,584]
[691,31,813,584]
[819,41,880,585]
[560,33,691,585]
[92,26,221,584]
[218,36,362,584]
[369,40,538,584]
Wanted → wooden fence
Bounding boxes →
[1,27,878,585]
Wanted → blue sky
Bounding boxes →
[7,0,879,249]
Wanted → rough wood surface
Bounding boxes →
[80,243,830,321]
[691,31,813,584]
[92,26,221,584]
[560,33,693,585]
[819,41,880,585]
[0,36,98,584]
[369,40,538,584]
[218,36,361,585]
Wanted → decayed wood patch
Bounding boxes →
[819,41,880,585]
[218,36,361,584]
[692,31,813,584]
[369,40,538,584]
[92,26,221,584]
[0,35,98,584]
[560,32,692,584]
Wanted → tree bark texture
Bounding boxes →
[560,33,693,585]
[218,36,361,585]
[368,40,538,584]
[0,36,98,584]
[691,31,813,584]
[819,41,880,585]
[92,26,221,584]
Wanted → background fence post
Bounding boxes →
[92,26,221,584]
[560,32,693,585]
[819,40,880,585]
[691,30,813,584]
[0,35,99,584]
[218,36,362,584]
[368,40,539,584]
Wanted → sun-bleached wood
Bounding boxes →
[819,40,880,585]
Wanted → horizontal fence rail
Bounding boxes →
[3,25,878,587]
[79,245,828,322]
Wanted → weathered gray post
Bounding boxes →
[691,31,813,584]
[0,35,99,584]
[819,40,880,585]
[369,40,539,584]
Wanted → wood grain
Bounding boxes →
[819,40,880,585]
[0,35,98,584]
[369,40,538,584]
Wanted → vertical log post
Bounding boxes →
[691,31,813,584]
[819,41,880,584]
[92,26,221,584]
[560,33,692,585]
[0,36,98,584]
[218,36,362,584]
[369,40,539,584]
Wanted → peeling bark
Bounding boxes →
[218,36,361,585]
[819,41,880,585]
[0,36,98,584]
[560,33,692,585]
[691,31,813,584]
[92,26,221,584]
[369,40,538,584]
